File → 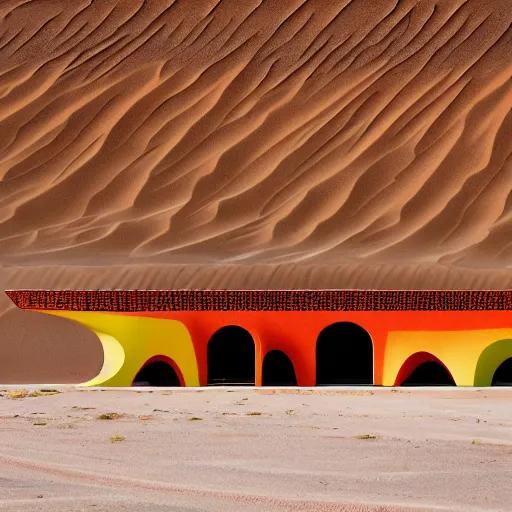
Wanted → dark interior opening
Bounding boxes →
[262,350,297,386]
[492,358,512,386]
[316,322,373,385]
[132,361,181,387]
[207,325,255,385]
[401,361,456,386]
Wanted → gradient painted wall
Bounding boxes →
[6,290,512,387]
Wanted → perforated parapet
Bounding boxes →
[5,289,512,312]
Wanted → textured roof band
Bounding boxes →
[5,290,512,312]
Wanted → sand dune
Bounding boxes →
[1,0,512,382]
[0,0,511,268]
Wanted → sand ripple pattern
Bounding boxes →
[0,0,511,267]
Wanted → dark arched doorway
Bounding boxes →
[491,358,512,386]
[207,326,255,385]
[132,360,181,387]
[316,322,373,385]
[401,361,456,386]
[262,350,297,386]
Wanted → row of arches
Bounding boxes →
[207,323,375,386]
[132,322,512,387]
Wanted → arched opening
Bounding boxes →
[474,339,512,386]
[132,357,182,387]
[207,325,255,386]
[316,322,373,385]
[401,362,456,386]
[491,358,512,386]
[396,353,455,386]
[262,350,297,386]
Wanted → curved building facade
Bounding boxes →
[5,290,512,387]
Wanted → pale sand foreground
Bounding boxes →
[0,387,511,512]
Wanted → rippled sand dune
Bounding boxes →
[0,0,512,381]
[1,0,511,268]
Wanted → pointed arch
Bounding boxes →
[395,352,455,386]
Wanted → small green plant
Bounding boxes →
[188,417,203,421]
[356,434,376,439]
[97,413,121,420]
[33,422,47,426]
[110,436,125,442]
[472,440,481,445]
[286,409,294,415]
[39,389,60,394]
[246,411,262,416]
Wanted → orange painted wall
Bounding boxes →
[118,310,512,386]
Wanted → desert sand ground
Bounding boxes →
[0,386,511,512]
